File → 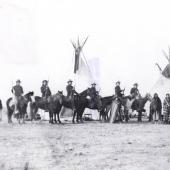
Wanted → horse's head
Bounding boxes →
[24,91,34,103]
[58,90,63,95]
[145,93,152,101]
[56,90,64,104]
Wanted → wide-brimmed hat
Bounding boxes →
[67,79,73,83]
[42,80,48,83]
[16,79,21,83]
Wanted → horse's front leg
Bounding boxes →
[138,111,142,122]
[80,111,84,123]
[49,111,53,124]
[76,111,79,123]
[18,114,21,124]
[124,109,129,122]
[54,113,57,123]
[57,112,61,124]
[22,114,25,124]
[8,111,12,124]
[72,109,76,123]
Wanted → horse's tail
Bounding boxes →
[6,98,14,121]
[6,98,12,111]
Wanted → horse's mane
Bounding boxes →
[24,91,34,98]
[35,96,42,101]
[101,96,114,101]
[79,89,88,96]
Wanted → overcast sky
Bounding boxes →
[0,0,170,103]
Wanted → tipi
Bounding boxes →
[70,37,97,92]
[151,47,170,100]
[61,37,100,119]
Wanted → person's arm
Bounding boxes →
[21,86,24,94]
[41,86,44,93]
[66,85,69,92]
[12,86,16,95]
[48,88,51,95]
[115,87,118,95]
[11,87,14,93]
[130,88,133,94]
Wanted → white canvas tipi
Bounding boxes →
[70,37,99,92]
[151,48,170,100]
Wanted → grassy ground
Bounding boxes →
[0,120,170,170]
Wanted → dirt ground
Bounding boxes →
[0,118,170,170]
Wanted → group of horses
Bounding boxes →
[5,89,165,124]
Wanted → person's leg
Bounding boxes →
[14,96,18,114]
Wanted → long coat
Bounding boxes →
[66,84,74,97]
[41,85,51,98]
[130,87,139,96]
[151,97,162,112]
[12,85,23,97]
[115,85,123,97]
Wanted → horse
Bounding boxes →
[6,91,34,124]
[119,93,151,122]
[73,89,103,123]
[48,91,63,123]
[99,96,115,121]
[58,89,102,123]
[58,89,88,123]
[31,91,63,124]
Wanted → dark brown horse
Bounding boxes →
[99,96,115,121]
[31,91,63,124]
[6,92,34,124]
[59,89,102,123]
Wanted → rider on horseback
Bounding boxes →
[115,81,124,99]
[11,79,24,114]
[66,79,74,98]
[90,83,97,98]
[115,81,124,121]
[41,80,51,111]
[89,83,99,108]
[66,79,75,109]
[130,83,139,99]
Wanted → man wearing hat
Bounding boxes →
[41,80,51,99]
[11,79,24,114]
[89,83,99,108]
[90,83,98,98]
[130,83,139,99]
[66,80,74,98]
[115,81,124,121]
[115,81,124,98]
[41,80,51,111]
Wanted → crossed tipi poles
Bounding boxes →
[71,37,92,75]
[156,47,170,73]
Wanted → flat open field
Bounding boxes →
[0,118,170,170]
